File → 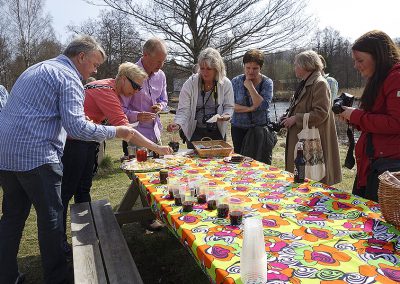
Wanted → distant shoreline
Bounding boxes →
[169,87,362,103]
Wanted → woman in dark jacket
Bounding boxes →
[339,30,400,201]
[230,49,275,163]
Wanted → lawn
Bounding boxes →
[0,113,355,283]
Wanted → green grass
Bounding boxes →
[0,113,354,283]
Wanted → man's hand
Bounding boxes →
[115,125,136,141]
[167,123,181,132]
[151,103,163,113]
[137,111,157,122]
[154,145,173,155]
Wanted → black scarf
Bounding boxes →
[287,72,314,115]
[294,72,313,101]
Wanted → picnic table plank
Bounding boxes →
[91,199,143,284]
[71,202,107,284]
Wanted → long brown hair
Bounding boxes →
[352,30,400,110]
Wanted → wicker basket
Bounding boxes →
[378,171,400,227]
[192,137,233,158]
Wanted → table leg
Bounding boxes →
[116,178,140,212]
[114,176,153,225]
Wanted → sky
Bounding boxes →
[45,0,400,44]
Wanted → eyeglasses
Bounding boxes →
[126,76,142,91]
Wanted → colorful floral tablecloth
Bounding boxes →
[135,157,400,284]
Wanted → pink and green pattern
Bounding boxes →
[135,157,400,284]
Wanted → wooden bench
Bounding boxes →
[70,199,143,284]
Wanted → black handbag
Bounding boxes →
[240,125,277,165]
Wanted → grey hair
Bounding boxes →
[294,50,323,72]
[63,35,107,60]
[143,37,167,56]
[197,47,226,83]
[116,62,148,82]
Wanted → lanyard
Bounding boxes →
[197,81,218,116]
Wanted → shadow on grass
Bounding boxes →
[18,255,74,284]
[18,255,43,283]
[122,223,209,284]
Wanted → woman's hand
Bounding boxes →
[217,114,231,121]
[243,79,254,90]
[338,106,355,121]
[167,123,181,132]
[281,115,296,128]
[155,145,173,155]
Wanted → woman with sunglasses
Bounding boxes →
[60,62,172,258]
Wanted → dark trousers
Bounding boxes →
[352,175,371,200]
[61,140,98,240]
[231,125,249,154]
[0,164,69,284]
[122,140,129,156]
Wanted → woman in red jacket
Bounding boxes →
[339,30,400,201]
[61,62,172,257]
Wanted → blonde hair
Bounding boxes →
[295,50,323,72]
[197,47,226,83]
[116,62,148,82]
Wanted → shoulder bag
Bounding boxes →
[295,113,326,181]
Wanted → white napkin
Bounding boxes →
[206,114,222,123]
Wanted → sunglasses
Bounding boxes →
[126,76,142,91]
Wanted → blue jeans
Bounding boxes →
[0,164,69,284]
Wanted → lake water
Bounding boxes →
[263,101,356,143]
[168,100,355,143]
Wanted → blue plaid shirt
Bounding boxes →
[0,55,116,171]
[231,74,273,128]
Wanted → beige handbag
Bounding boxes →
[295,113,326,181]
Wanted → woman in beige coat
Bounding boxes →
[281,50,342,185]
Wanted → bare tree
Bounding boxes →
[35,39,63,63]
[87,0,313,67]
[0,34,12,88]
[68,9,143,78]
[2,0,57,68]
[312,27,361,89]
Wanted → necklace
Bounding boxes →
[204,82,213,91]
